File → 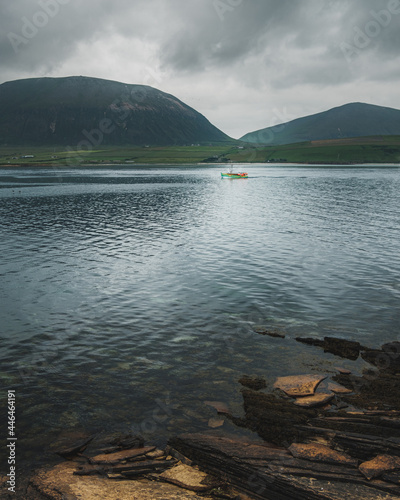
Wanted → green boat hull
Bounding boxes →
[221,172,248,178]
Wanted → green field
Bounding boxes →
[1,136,400,166]
[227,136,400,164]
[0,145,237,167]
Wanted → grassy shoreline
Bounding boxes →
[1,136,400,167]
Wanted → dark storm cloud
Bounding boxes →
[1,0,400,137]
[0,0,153,75]
[160,0,304,72]
[159,0,400,85]
[1,0,399,83]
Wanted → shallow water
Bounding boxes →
[1,164,400,467]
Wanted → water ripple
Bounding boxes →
[1,165,400,463]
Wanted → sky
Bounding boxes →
[1,0,400,138]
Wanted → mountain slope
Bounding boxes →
[0,76,231,146]
[240,103,400,145]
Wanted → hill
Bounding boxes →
[240,103,400,145]
[0,76,231,147]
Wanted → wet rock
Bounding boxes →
[146,448,165,459]
[296,337,362,360]
[54,433,97,459]
[383,341,400,356]
[208,417,224,429]
[116,459,178,478]
[74,460,177,479]
[323,337,362,360]
[73,464,106,476]
[327,382,353,394]
[288,443,358,468]
[295,337,325,347]
[159,464,214,492]
[204,401,230,414]
[333,370,400,411]
[383,471,400,485]
[359,455,400,480]
[107,433,145,450]
[171,433,397,499]
[361,343,400,374]
[31,462,213,500]
[165,447,193,466]
[273,374,326,397]
[335,367,352,375]
[294,392,335,408]
[89,446,156,465]
[238,375,267,391]
[228,389,318,445]
[254,327,286,339]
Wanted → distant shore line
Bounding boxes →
[1,162,400,169]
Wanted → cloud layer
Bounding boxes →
[1,0,400,137]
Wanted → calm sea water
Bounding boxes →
[1,164,400,467]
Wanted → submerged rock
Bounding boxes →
[296,337,362,360]
[254,327,286,339]
[203,401,230,414]
[361,342,400,374]
[229,389,318,444]
[335,367,352,375]
[208,417,224,429]
[238,375,267,391]
[54,433,97,459]
[327,382,353,394]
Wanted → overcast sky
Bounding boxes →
[1,0,400,138]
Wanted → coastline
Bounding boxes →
[4,337,400,499]
[1,161,400,169]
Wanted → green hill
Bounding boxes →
[0,76,232,147]
[240,103,400,145]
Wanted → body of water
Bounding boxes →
[1,164,400,467]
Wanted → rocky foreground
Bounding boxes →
[2,338,400,499]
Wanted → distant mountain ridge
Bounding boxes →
[0,76,231,146]
[240,103,400,145]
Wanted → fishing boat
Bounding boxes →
[221,171,248,179]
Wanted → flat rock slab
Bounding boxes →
[335,367,352,375]
[359,455,400,480]
[146,448,165,459]
[327,382,353,394]
[294,392,334,408]
[159,464,212,492]
[89,446,156,464]
[274,374,326,397]
[204,401,230,414]
[30,462,214,500]
[289,443,358,468]
[208,417,224,428]
[171,433,290,462]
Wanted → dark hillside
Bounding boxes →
[0,76,231,146]
[240,103,400,145]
